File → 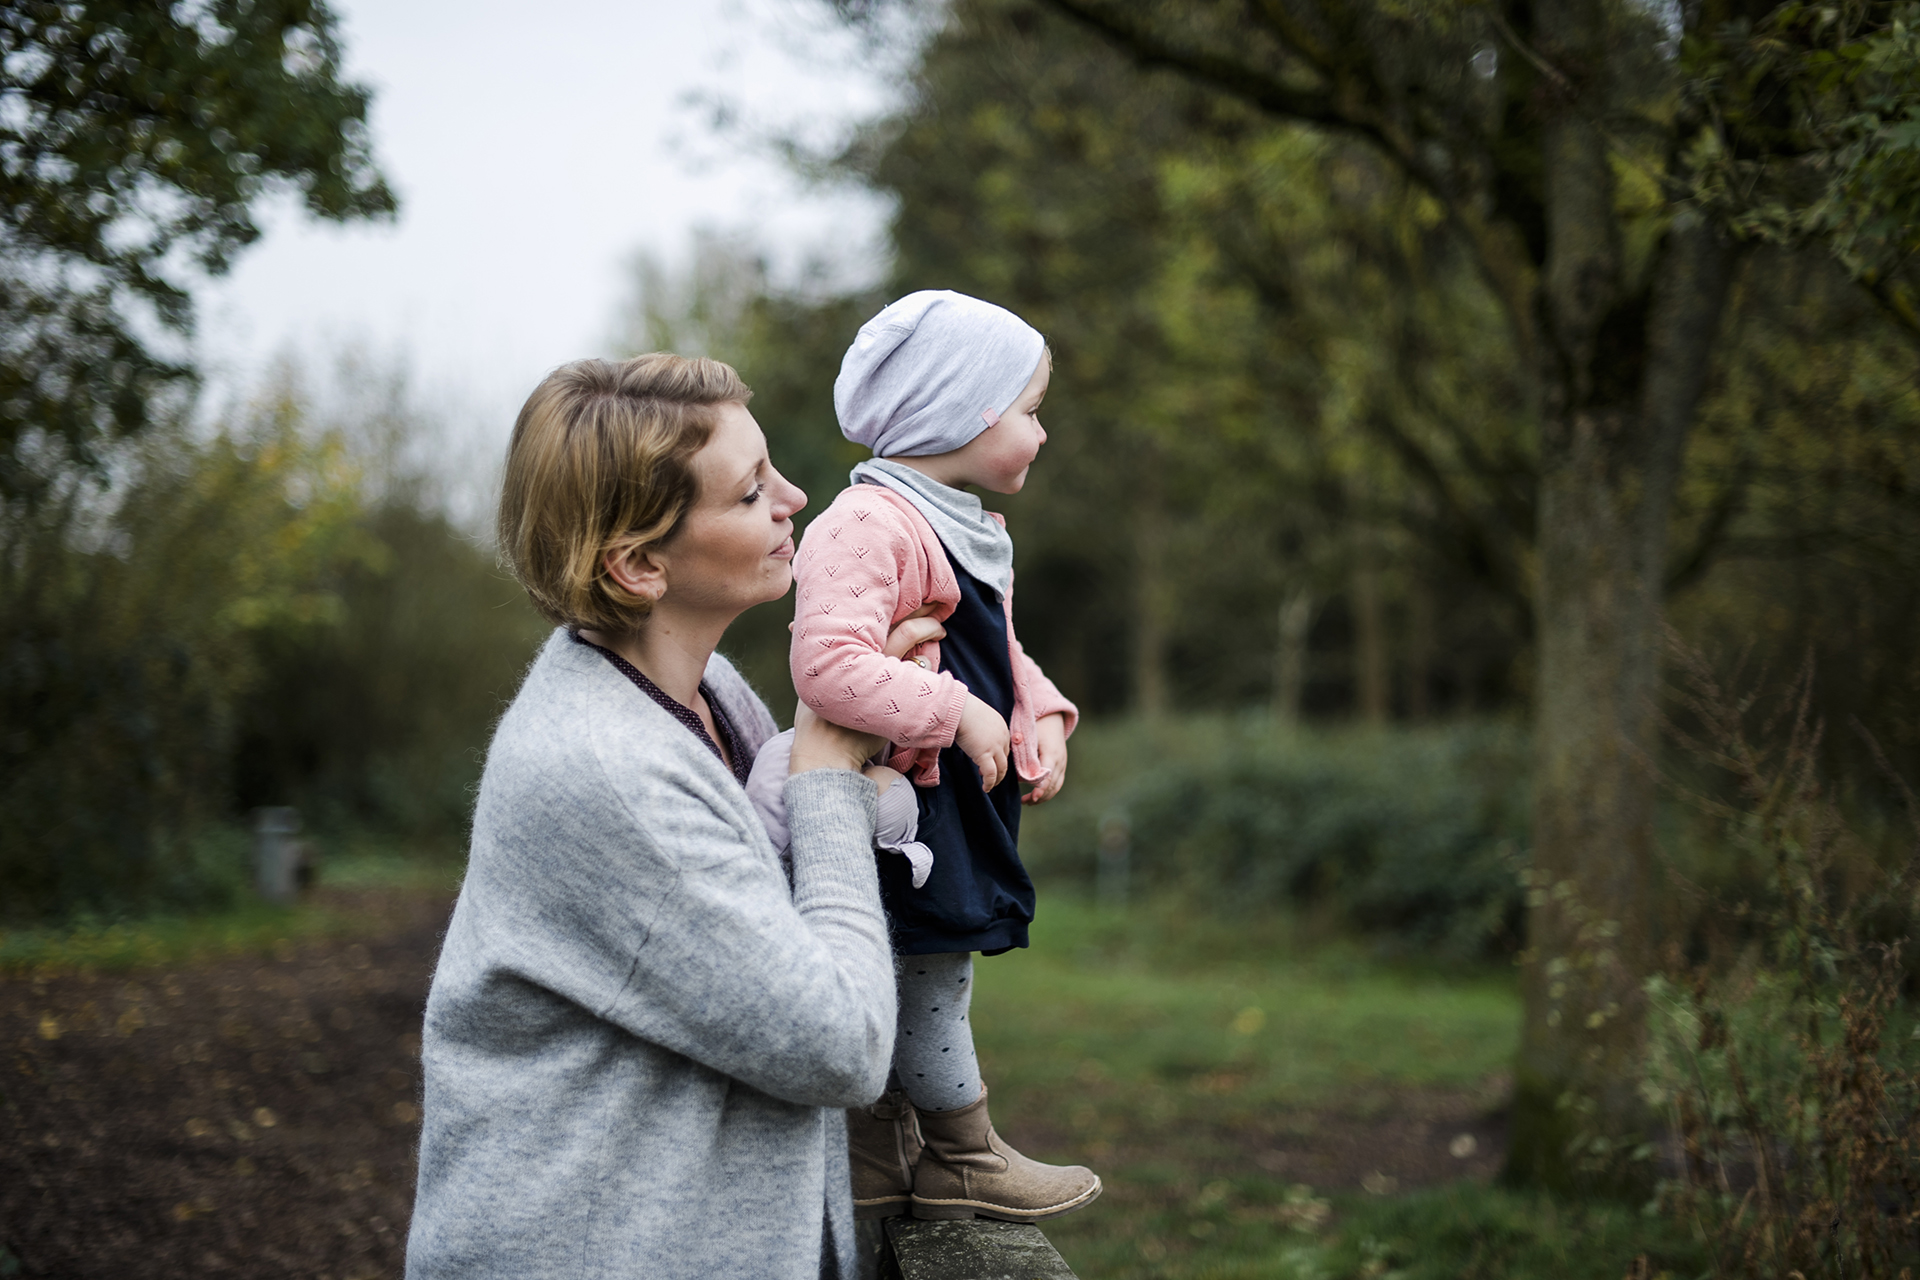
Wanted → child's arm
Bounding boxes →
[1013,632,1077,805]
[1011,632,1078,739]
[790,497,971,753]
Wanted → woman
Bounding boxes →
[406,355,930,1280]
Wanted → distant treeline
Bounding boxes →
[0,370,548,922]
[5,0,1918,928]
[645,0,1920,785]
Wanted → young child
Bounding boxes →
[786,289,1100,1225]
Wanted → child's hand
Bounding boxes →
[1022,713,1069,805]
[956,694,1010,791]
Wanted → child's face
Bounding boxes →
[943,355,1049,494]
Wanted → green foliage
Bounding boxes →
[1640,649,1920,1277]
[1021,717,1532,959]
[0,841,460,973]
[233,496,549,842]
[969,895,1523,1279]
[0,0,395,503]
[1302,1185,1706,1280]
[1683,1,1920,328]
[0,402,377,921]
[1671,248,1920,790]
[0,363,546,923]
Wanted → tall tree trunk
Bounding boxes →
[1506,217,1735,1191]
[1132,472,1172,717]
[1351,555,1388,724]
[1272,585,1313,722]
[1404,580,1433,722]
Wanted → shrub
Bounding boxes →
[1640,651,1920,1277]
[1021,717,1531,960]
[0,403,376,921]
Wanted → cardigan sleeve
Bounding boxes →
[1012,632,1078,738]
[790,495,969,750]
[591,765,893,1109]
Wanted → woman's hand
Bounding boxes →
[789,704,888,776]
[883,603,947,661]
[1022,713,1069,805]
[787,607,944,777]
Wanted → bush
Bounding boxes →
[1640,653,1920,1278]
[0,403,376,921]
[232,500,548,845]
[1021,717,1531,960]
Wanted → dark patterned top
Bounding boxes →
[572,633,752,787]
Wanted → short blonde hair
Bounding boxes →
[498,354,752,632]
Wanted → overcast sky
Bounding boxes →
[196,0,901,452]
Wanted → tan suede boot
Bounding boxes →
[847,1091,923,1220]
[910,1087,1102,1223]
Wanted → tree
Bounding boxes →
[0,0,394,505]
[826,0,1539,718]
[1005,0,1920,1187]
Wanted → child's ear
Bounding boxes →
[603,543,668,603]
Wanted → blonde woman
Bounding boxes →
[406,356,937,1280]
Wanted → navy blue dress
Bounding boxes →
[877,551,1033,956]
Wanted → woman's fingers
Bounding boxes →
[790,703,887,775]
[883,604,947,660]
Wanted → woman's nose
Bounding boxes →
[773,473,806,520]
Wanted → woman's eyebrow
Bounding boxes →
[734,456,767,490]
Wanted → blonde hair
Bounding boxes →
[497,354,752,632]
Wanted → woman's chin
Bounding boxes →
[755,562,795,603]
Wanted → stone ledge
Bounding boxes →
[853,1217,1079,1280]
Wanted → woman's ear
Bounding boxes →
[602,543,668,603]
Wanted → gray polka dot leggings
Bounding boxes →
[892,952,983,1112]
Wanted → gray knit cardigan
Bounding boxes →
[406,630,894,1280]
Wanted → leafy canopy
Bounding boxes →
[0,0,394,501]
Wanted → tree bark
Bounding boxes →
[1404,580,1433,722]
[1132,471,1173,717]
[1351,555,1388,724]
[1272,585,1313,722]
[1507,216,1735,1192]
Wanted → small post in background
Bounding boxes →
[252,807,309,905]
[1096,813,1130,910]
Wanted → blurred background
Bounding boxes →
[2,0,1919,1274]
[4,0,1913,937]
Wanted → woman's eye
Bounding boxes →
[742,485,764,505]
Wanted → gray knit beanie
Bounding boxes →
[834,290,1046,458]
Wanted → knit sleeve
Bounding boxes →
[1012,633,1078,737]
[790,494,969,750]
[592,764,893,1109]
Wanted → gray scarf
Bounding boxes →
[850,458,1014,600]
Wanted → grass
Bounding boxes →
[968,895,1705,1279]
[0,838,462,974]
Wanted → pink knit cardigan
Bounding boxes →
[789,483,1077,789]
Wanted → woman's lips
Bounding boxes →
[770,536,795,560]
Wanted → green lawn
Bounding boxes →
[968,897,1703,1279]
[3,838,1708,1276]
[0,845,461,974]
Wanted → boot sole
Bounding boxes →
[854,1195,913,1222]
[910,1177,1102,1223]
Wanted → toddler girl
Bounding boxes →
[782,289,1100,1225]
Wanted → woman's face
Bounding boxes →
[656,402,807,618]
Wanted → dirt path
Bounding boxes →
[3,893,1509,1278]
[2,891,449,1280]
